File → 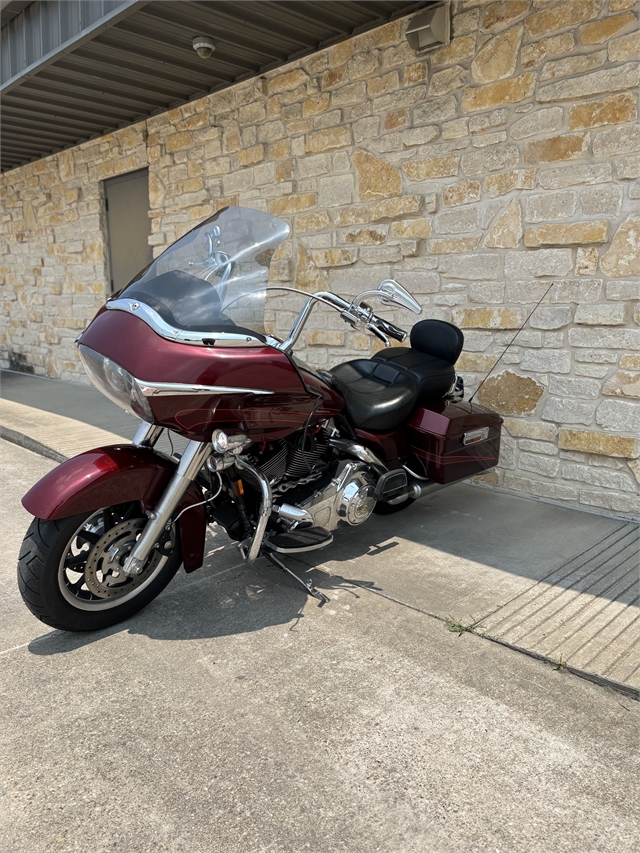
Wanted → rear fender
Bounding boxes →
[21,445,206,572]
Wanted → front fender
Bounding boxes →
[22,445,206,572]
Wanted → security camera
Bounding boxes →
[192,36,215,59]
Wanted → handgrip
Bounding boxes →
[373,317,407,343]
[340,305,406,344]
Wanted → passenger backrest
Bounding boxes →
[409,319,464,365]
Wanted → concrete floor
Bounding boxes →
[293,486,639,693]
[1,369,139,440]
[2,439,639,853]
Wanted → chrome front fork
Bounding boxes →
[124,425,273,573]
[123,438,211,575]
[132,421,164,448]
[127,424,327,602]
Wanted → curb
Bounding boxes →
[0,425,68,464]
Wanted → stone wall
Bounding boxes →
[0,127,148,377]
[1,0,639,518]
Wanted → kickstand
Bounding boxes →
[266,553,329,606]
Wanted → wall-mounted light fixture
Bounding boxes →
[405,2,450,53]
[192,36,216,59]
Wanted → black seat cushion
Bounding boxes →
[372,347,455,404]
[410,319,464,364]
[372,319,462,404]
[329,359,419,431]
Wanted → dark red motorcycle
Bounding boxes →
[19,206,502,631]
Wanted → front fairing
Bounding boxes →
[79,309,344,442]
[79,205,344,439]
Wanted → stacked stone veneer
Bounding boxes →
[1,0,639,518]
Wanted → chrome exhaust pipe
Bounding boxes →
[387,480,450,505]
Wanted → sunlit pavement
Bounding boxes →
[1,436,639,853]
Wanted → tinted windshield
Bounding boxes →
[119,206,290,336]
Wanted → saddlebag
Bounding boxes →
[408,402,502,485]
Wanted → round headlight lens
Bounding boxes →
[78,345,153,423]
[211,429,229,453]
[104,360,130,396]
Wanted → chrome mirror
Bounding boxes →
[206,225,222,258]
[377,279,422,314]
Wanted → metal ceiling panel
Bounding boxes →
[0,1,32,28]
[1,1,144,86]
[1,0,430,172]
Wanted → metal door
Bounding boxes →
[104,169,152,293]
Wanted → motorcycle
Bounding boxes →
[18,206,502,631]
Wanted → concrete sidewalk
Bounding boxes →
[3,440,638,853]
[1,368,187,459]
[2,369,638,698]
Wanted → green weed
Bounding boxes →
[445,616,485,637]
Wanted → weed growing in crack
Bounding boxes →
[445,616,485,637]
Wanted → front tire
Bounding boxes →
[18,504,182,632]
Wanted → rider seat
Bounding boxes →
[371,319,463,404]
[329,360,419,431]
[329,320,464,431]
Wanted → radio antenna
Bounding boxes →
[468,281,556,404]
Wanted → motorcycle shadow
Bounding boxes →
[27,545,381,655]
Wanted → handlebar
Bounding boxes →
[341,303,407,347]
[268,286,408,352]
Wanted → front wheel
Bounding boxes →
[17,504,182,632]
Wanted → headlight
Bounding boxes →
[78,345,153,422]
[211,429,229,453]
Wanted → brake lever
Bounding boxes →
[367,323,390,347]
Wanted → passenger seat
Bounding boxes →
[371,319,464,404]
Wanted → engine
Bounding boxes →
[252,429,331,493]
[210,427,378,540]
[286,459,377,531]
[256,430,377,532]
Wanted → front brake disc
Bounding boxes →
[84,518,163,599]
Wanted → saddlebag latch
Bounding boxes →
[463,427,490,446]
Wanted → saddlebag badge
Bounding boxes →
[463,427,490,446]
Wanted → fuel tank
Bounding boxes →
[79,309,344,442]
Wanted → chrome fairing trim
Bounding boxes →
[106,298,266,348]
[138,382,273,397]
